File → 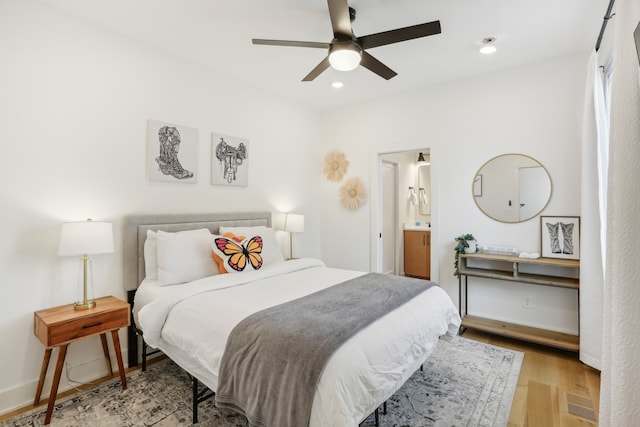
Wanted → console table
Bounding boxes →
[458,253,580,351]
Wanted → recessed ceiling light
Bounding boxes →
[332,81,344,89]
[479,37,497,54]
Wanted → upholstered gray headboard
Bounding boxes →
[122,211,272,292]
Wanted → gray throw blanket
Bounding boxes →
[215,272,435,427]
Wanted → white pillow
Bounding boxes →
[143,230,158,280]
[156,228,218,285]
[218,226,285,267]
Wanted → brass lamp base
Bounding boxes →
[74,254,96,310]
[74,300,96,310]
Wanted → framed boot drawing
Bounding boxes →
[147,120,198,183]
[540,216,580,260]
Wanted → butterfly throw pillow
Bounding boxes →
[218,225,285,264]
[212,232,265,273]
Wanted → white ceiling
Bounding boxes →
[40,0,608,111]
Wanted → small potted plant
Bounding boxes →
[454,233,478,276]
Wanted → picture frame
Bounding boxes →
[473,174,482,197]
[211,133,249,187]
[540,216,580,260]
[147,120,198,183]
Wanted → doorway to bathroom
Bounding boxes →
[378,149,431,278]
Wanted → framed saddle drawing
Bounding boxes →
[540,216,580,260]
[147,119,198,183]
[211,133,249,187]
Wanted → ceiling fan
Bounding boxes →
[252,0,441,81]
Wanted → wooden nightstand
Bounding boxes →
[33,295,130,425]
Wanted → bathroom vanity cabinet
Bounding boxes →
[403,230,430,280]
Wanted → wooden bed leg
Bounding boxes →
[383,401,387,415]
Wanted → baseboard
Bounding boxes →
[0,349,130,417]
[467,310,579,336]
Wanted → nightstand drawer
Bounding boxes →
[46,307,129,347]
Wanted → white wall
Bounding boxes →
[321,53,587,334]
[0,0,323,414]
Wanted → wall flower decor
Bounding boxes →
[340,177,367,211]
[323,151,349,182]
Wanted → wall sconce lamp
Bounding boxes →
[417,152,426,163]
[283,213,304,259]
[58,219,114,310]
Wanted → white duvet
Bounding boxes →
[135,258,461,427]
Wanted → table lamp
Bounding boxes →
[58,219,114,310]
[283,213,304,259]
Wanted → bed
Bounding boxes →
[123,212,461,427]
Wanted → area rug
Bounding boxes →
[1,337,523,427]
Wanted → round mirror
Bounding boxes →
[473,154,551,223]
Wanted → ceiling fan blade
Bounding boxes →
[358,20,441,50]
[252,39,330,49]
[360,51,397,80]
[302,56,331,81]
[327,0,352,37]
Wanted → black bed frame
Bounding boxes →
[127,289,216,423]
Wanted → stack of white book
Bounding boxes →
[481,245,519,256]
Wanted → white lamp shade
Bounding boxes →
[284,214,305,233]
[58,221,114,256]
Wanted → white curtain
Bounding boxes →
[599,0,640,424]
[580,51,608,370]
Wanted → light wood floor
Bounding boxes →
[462,329,601,427]
[2,332,600,426]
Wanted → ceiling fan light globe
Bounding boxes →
[328,43,362,71]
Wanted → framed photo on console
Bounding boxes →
[540,216,580,260]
